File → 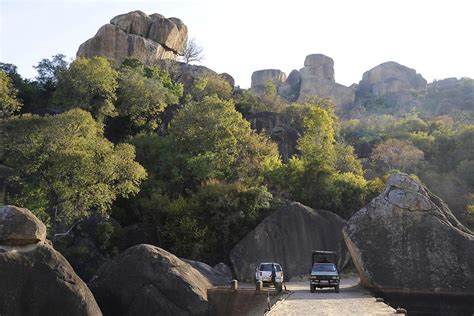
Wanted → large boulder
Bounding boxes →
[90,244,212,316]
[0,206,102,316]
[0,205,46,246]
[297,54,355,112]
[355,62,427,115]
[77,10,188,65]
[230,202,350,281]
[358,61,427,97]
[278,69,301,102]
[250,69,287,96]
[184,259,232,286]
[343,173,474,295]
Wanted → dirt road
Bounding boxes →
[267,277,396,316]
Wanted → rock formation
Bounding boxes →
[90,244,211,315]
[250,69,287,96]
[343,173,474,295]
[297,54,355,111]
[355,61,427,115]
[250,54,355,112]
[0,205,102,316]
[184,259,232,286]
[77,10,188,65]
[230,202,350,281]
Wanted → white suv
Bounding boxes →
[255,262,284,291]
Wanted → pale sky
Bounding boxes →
[1,0,473,88]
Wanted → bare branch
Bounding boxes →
[181,38,204,64]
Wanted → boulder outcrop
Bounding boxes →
[77,10,187,65]
[298,54,355,111]
[278,69,301,102]
[355,62,427,115]
[184,259,232,286]
[0,206,102,316]
[90,244,211,316]
[230,202,350,281]
[250,69,287,96]
[343,173,474,295]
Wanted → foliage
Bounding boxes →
[117,63,182,132]
[55,57,118,121]
[164,95,281,194]
[370,138,424,174]
[0,70,22,118]
[34,54,69,91]
[467,204,474,231]
[191,75,233,101]
[0,109,146,232]
[161,181,273,263]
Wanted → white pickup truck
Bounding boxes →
[255,262,284,292]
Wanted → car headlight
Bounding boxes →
[332,276,339,279]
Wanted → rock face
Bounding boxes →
[0,205,46,245]
[355,62,427,115]
[343,173,474,295]
[278,69,301,102]
[0,206,102,316]
[77,10,187,65]
[298,54,355,111]
[250,69,287,96]
[358,62,427,97]
[230,202,350,281]
[184,259,232,286]
[90,244,211,316]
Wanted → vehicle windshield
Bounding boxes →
[312,263,336,272]
[260,264,281,271]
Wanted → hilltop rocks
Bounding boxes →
[90,244,211,316]
[358,62,427,97]
[343,173,474,295]
[250,69,287,96]
[230,202,350,281]
[250,54,355,112]
[0,206,102,316]
[77,10,188,65]
[355,62,427,115]
[298,54,355,111]
[0,205,46,245]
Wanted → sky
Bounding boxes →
[1,0,474,88]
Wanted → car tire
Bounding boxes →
[335,285,340,293]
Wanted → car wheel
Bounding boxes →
[335,285,339,293]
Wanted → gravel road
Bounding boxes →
[267,277,396,316]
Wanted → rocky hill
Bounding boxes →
[77,10,188,65]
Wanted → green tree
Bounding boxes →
[55,57,118,121]
[165,95,281,193]
[0,109,146,233]
[191,75,233,101]
[0,70,22,118]
[34,54,69,91]
[117,65,182,132]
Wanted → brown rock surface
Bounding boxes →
[343,173,474,295]
[77,10,188,65]
[230,202,350,281]
[0,206,102,316]
[0,205,46,246]
[90,244,212,316]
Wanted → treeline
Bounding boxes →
[1,55,473,278]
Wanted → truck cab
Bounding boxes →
[255,262,283,292]
[309,250,340,293]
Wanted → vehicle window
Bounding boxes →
[312,263,336,272]
[260,264,273,271]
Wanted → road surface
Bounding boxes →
[267,277,396,315]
